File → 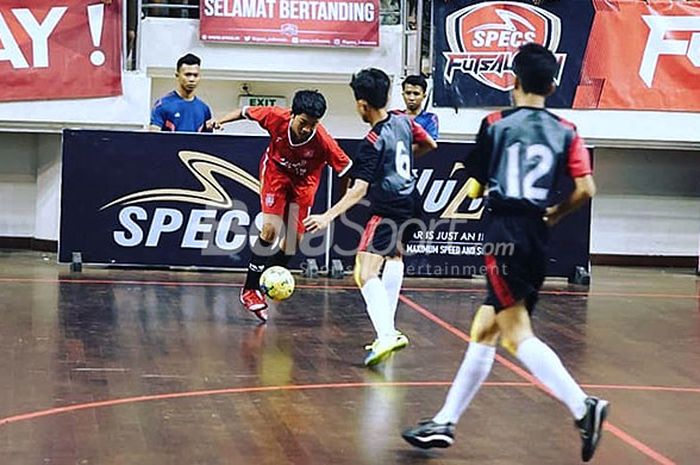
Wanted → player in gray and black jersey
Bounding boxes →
[304,68,437,367]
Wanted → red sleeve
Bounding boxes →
[567,134,592,178]
[320,127,352,177]
[410,118,429,143]
[242,106,287,132]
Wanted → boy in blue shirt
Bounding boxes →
[400,74,439,140]
[150,53,214,132]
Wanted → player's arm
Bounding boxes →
[544,175,596,226]
[149,102,165,131]
[303,179,369,233]
[465,117,493,199]
[410,119,437,158]
[323,130,354,177]
[304,138,377,233]
[208,108,245,130]
[545,131,595,226]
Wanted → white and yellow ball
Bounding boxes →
[259,266,295,301]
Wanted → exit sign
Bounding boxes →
[239,95,287,108]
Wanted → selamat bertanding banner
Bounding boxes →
[0,0,122,102]
[200,0,379,47]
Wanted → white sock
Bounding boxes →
[382,260,404,329]
[433,342,496,424]
[360,277,396,341]
[516,337,588,419]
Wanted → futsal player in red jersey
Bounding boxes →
[211,90,352,322]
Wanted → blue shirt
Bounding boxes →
[150,91,212,132]
[414,110,439,140]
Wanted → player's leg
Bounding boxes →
[497,304,608,462]
[356,216,411,366]
[402,305,499,449]
[265,185,314,269]
[240,212,283,320]
[240,163,290,320]
[381,256,404,338]
[382,216,421,339]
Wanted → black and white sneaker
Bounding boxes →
[401,419,455,449]
[575,397,610,462]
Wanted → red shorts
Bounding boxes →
[260,158,316,234]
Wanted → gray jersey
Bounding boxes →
[471,107,592,213]
[350,112,429,218]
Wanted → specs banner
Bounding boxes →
[0,0,122,102]
[433,0,700,111]
[433,0,595,108]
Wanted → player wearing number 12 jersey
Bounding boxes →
[402,44,609,462]
[304,68,437,367]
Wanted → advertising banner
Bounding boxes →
[200,0,379,47]
[0,0,122,102]
[433,0,700,111]
[59,130,329,269]
[61,131,591,279]
[574,0,700,111]
[433,0,595,108]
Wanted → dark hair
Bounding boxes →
[291,90,327,118]
[512,43,558,96]
[176,53,201,71]
[350,68,390,109]
[402,74,427,92]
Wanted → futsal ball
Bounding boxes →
[260,266,295,301]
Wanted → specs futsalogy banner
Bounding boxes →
[60,130,591,279]
[199,0,379,47]
[433,0,700,111]
[0,0,122,102]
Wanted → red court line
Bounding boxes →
[1,379,698,431]
[0,277,698,300]
[0,381,527,427]
[398,294,679,465]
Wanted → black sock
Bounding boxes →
[266,248,293,268]
[244,238,273,290]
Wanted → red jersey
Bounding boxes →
[243,106,352,188]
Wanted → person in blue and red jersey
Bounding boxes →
[304,68,437,367]
[402,43,609,463]
[212,90,352,322]
[150,53,214,132]
[400,74,439,140]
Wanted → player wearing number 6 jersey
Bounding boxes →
[402,44,609,462]
[304,68,437,367]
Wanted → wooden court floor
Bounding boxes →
[1,250,698,465]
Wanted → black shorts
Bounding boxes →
[483,212,548,313]
[358,215,421,257]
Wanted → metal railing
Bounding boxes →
[133,0,433,77]
[142,0,402,24]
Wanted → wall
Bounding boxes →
[591,148,700,256]
[0,18,698,260]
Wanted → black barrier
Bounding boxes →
[433,1,595,108]
[329,141,593,280]
[60,130,591,279]
[59,130,329,269]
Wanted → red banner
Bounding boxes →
[200,0,379,47]
[0,0,122,102]
[574,0,700,111]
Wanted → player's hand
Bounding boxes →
[206,119,222,131]
[543,206,560,227]
[303,214,330,233]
